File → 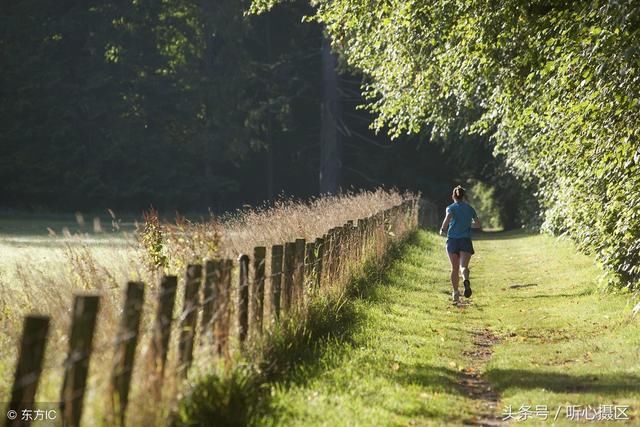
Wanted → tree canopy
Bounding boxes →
[2,0,498,215]
[252,0,640,289]
[0,0,323,210]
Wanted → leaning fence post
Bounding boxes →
[293,238,306,307]
[345,220,354,269]
[60,294,100,427]
[251,247,266,336]
[150,276,177,386]
[201,260,222,345]
[179,264,202,376]
[270,245,284,322]
[304,241,316,288]
[333,227,343,284]
[7,315,50,427]
[282,242,296,313]
[110,281,145,427]
[314,237,324,288]
[356,220,364,262]
[325,229,335,285]
[238,254,250,344]
[214,260,233,357]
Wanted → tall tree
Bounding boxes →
[319,33,342,194]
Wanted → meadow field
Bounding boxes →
[0,190,414,426]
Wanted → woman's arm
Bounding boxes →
[440,210,452,235]
[472,216,483,230]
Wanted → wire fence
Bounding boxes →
[3,198,423,427]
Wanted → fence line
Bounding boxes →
[3,198,422,427]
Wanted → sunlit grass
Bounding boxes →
[251,230,640,426]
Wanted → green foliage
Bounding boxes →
[1,0,525,224]
[137,207,168,272]
[254,0,640,288]
[0,0,324,210]
[170,365,261,427]
[466,181,502,230]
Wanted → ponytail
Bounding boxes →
[452,185,465,201]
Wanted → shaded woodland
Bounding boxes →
[0,0,525,226]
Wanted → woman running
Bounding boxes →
[439,185,482,304]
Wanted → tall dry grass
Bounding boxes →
[0,188,416,426]
[216,189,407,257]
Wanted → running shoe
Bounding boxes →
[463,279,472,298]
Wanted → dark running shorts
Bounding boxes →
[446,237,475,255]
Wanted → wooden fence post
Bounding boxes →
[293,238,306,307]
[304,241,316,288]
[323,229,334,285]
[352,220,360,263]
[60,294,100,427]
[345,220,354,269]
[357,219,364,262]
[333,227,343,284]
[364,216,371,254]
[251,247,266,336]
[361,219,368,261]
[282,242,295,313]
[324,229,334,285]
[150,276,177,384]
[375,212,383,258]
[110,282,145,427]
[329,228,338,284]
[214,260,233,357]
[367,216,373,250]
[314,237,324,288]
[201,260,222,345]
[179,264,202,376]
[270,245,284,322]
[238,254,250,344]
[7,315,50,427]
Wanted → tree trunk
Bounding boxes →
[265,15,275,200]
[319,33,342,195]
[200,1,216,207]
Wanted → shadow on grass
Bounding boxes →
[507,289,594,300]
[488,369,640,396]
[384,366,640,419]
[392,364,461,393]
[472,230,537,241]
[170,232,422,427]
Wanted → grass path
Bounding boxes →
[256,230,640,426]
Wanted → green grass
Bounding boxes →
[250,230,639,426]
[3,218,638,426]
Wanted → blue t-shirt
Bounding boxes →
[446,202,477,239]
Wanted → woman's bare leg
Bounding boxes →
[447,251,461,292]
[459,251,472,281]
